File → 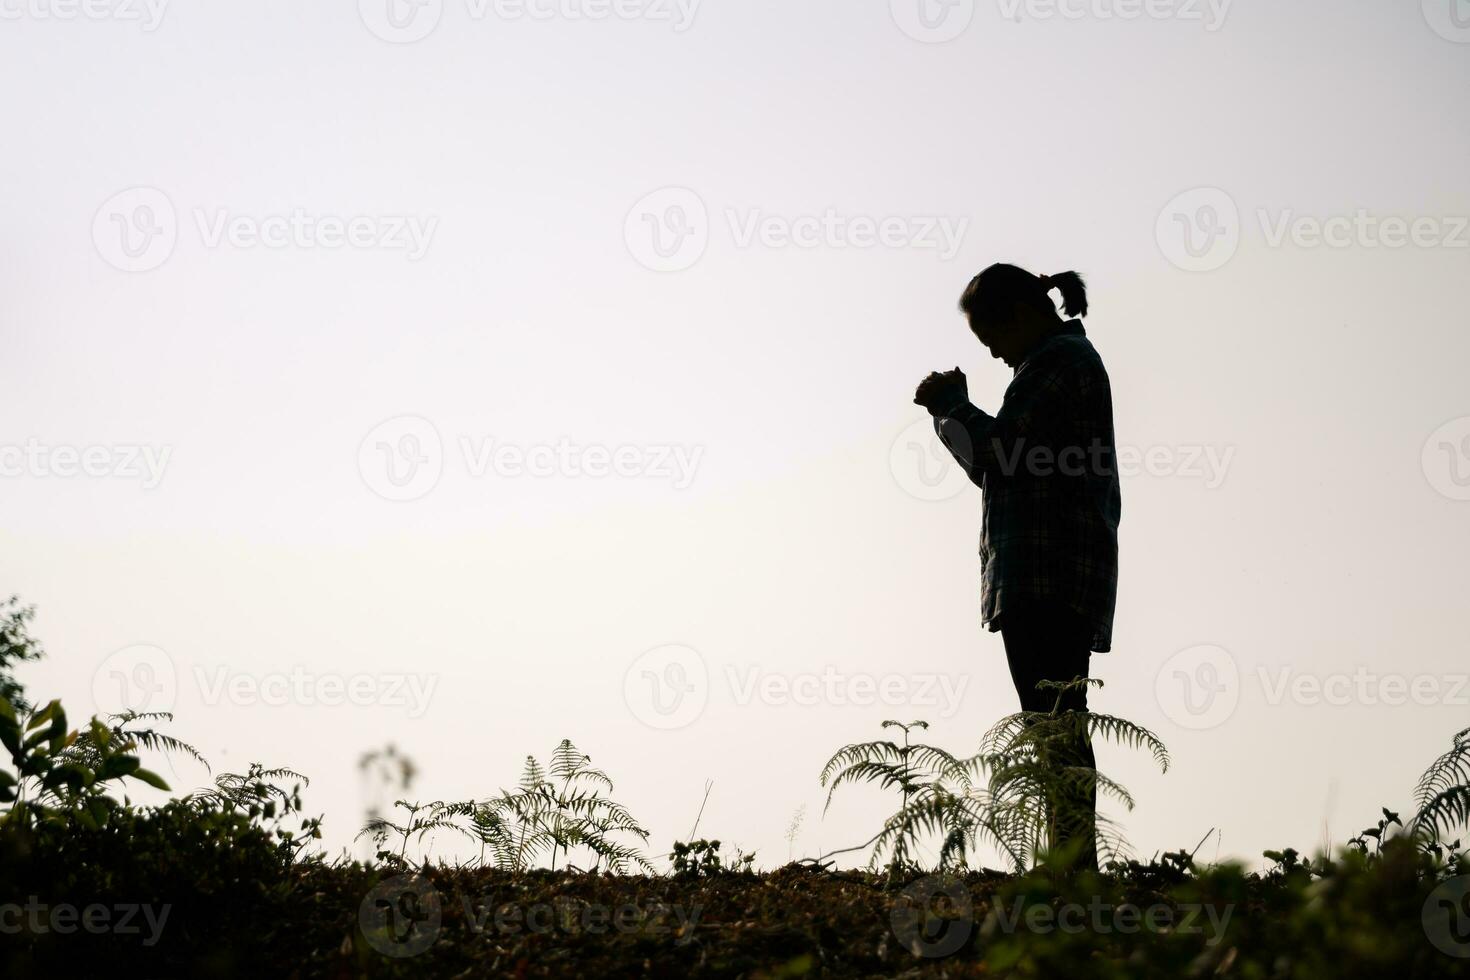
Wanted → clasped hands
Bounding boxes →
[913,367,969,417]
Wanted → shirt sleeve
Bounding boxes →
[932,352,1087,486]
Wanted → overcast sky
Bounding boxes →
[2,0,1469,869]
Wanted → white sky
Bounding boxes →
[3,0,1469,870]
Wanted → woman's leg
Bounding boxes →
[1000,602,1098,871]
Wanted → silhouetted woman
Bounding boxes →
[913,263,1121,871]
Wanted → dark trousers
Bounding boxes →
[1000,601,1098,871]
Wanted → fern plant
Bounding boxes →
[979,678,1170,869]
[357,798,474,866]
[184,763,323,861]
[0,597,205,832]
[63,709,206,776]
[820,719,1015,877]
[472,754,556,871]
[473,739,654,873]
[1409,725,1470,847]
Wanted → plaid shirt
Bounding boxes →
[934,320,1121,652]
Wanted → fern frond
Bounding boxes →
[1411,786,1470,840]
[1084,714,1171,773]
[819,741,902,786]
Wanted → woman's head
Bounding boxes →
[959,264,1088,368]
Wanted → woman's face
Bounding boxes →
[968,302,1044,368]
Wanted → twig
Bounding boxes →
[1188,827,1217,863]
[799,829,885,867]
[687,779,713,843]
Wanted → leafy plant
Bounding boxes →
[1,696,175,831]
[671,838,753,877]
[472,757,552,871]
[820,719,1013,877]
[357,798,474,866]
[1348,807,1403,858]
[0,598,205,833]
[184,763,323,861]
[979,678,1170,869]
[66,708,206,773]
[1410,725,1470,845]
[1335,727,1470,875]
[0,597,45,713]
[473,739,653,873]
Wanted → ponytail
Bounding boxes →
[1041,270,1088,319]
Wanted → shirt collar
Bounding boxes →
[1016,319,1085,372]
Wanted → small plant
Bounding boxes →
[821,686,1170,877]
[1263,846,1324,877]
[472,738,654,873]
[820,719,1012,877]
[0,596,46,713]
[1348,807,1403,857]
[671,838,753,877]
[980,677,1170,869]
[785,804,806,863]
[0,598,205,833]
[357,798,474,866]
[1,698,177,831]
[1103,847,1197,886]
[184,763,323,861]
